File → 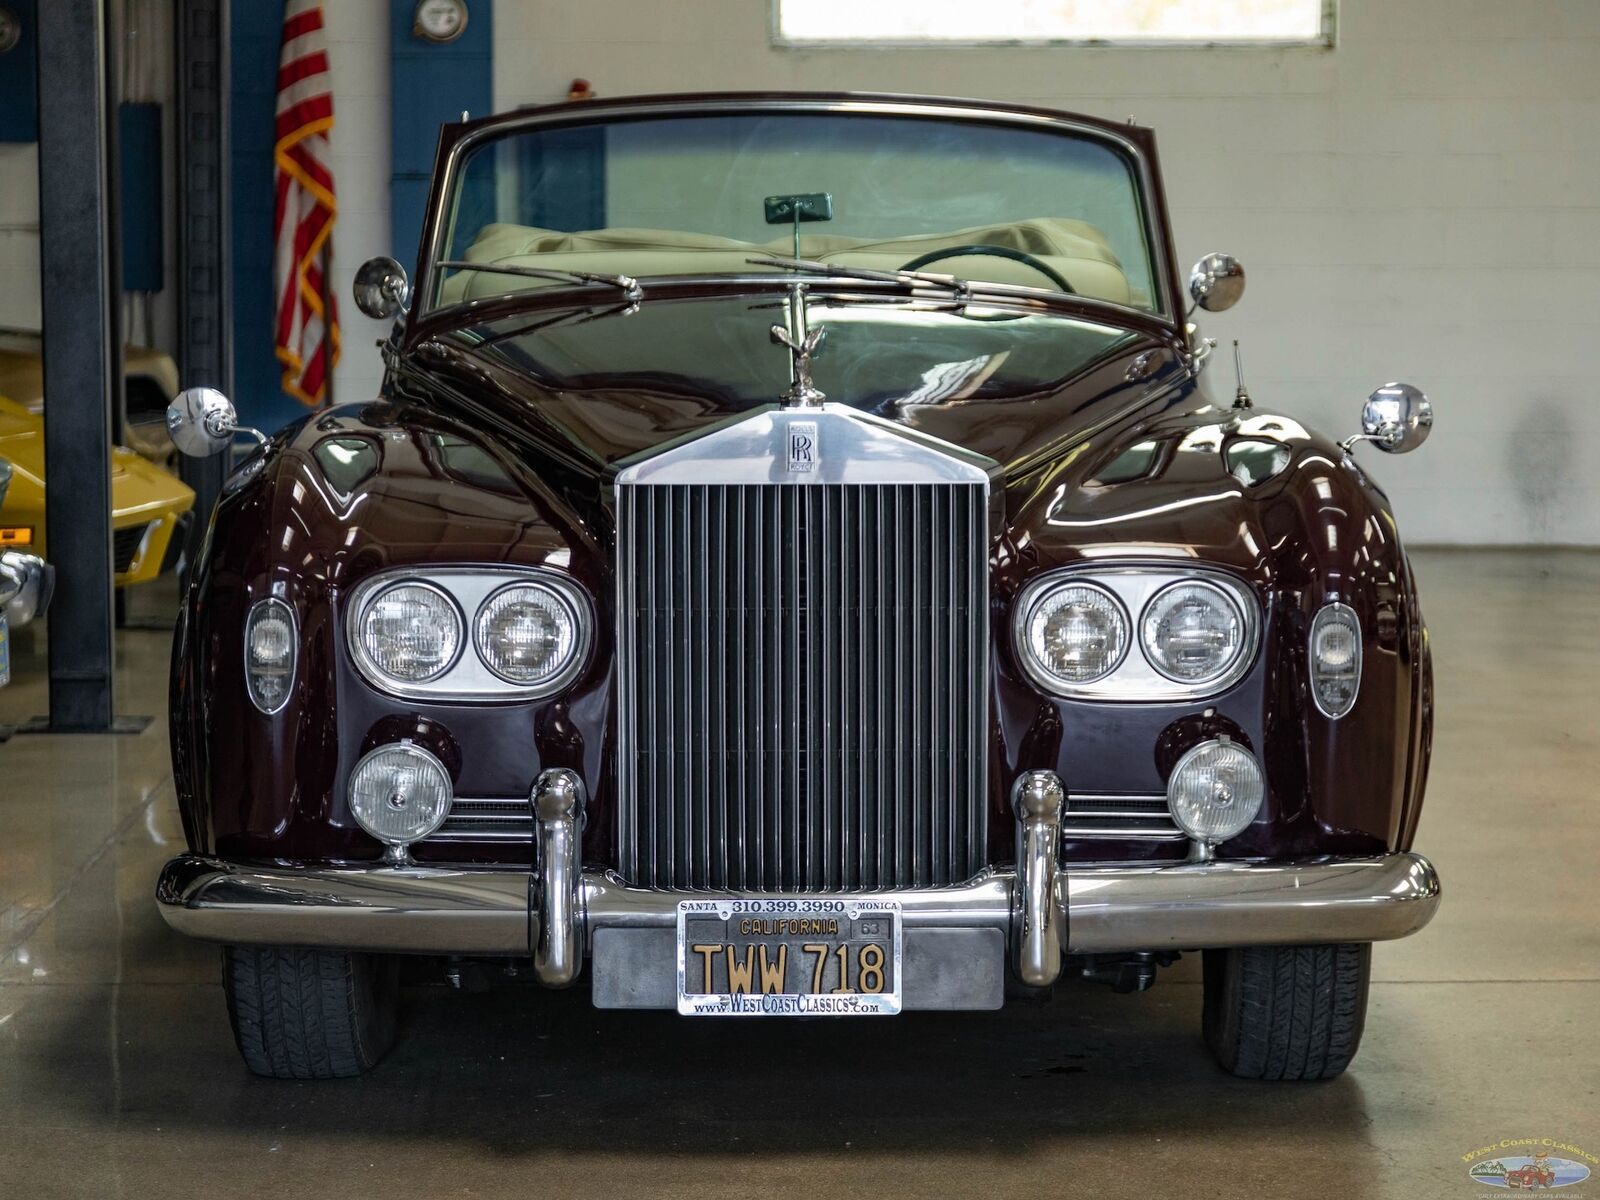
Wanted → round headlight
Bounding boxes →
[1166,738,1265,844]
[1023,582,1129,685]
[474,582,580,685]
[1140,581,1246,685]
[356,581,463,683]
[348,741,453,846]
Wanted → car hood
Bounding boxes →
[411,291,1188,478]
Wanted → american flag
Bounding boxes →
[273,0,339,407]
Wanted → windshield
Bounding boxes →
[429,110,1162,316]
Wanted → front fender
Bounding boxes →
[997,399,1429,859]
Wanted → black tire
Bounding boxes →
[223,945,399,1079]
[1202,943,1370,1080]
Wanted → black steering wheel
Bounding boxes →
[899,244,1075,294]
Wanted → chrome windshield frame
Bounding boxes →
[412,94,1180,332]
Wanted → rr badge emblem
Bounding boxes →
[787,421,818,473]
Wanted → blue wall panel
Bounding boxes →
[229,0,303,436]
[390,0,491,270]
[119,102,164,292]
[0,0,38,143]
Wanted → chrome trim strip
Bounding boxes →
[157,853,1440,961]
[1012,771,1065,986]
[416,95,1178,323]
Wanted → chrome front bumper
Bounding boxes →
[157,768,1442,989]
[156,851,1440,976]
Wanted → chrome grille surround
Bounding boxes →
[614,404,997,892]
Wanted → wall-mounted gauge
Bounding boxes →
[413,0,468,44]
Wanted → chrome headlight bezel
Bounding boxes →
[346,566,592,701]
[1013,565,1260,701]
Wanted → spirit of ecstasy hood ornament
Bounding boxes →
[771,282,826,408]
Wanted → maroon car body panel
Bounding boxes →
[169,94,1431,874]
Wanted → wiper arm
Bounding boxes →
[749,255,972,301]
[437,260,643,302]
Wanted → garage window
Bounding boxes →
[774,0,1333,46]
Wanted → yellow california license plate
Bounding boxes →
[676,898,903,1016]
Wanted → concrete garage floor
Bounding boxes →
[1,550,1595,1199]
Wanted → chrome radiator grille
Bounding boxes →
[616,482,989,891]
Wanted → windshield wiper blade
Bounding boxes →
[437,260,643,301]
[749,255,973,300]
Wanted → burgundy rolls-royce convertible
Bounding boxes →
[157,93,1440,1080]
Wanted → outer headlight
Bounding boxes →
[244,597,297,713]
[1166,738,1265,844]
[348,741,453,849]
[1140,581,1247,685]
[475,582,581,685]
[1309,602,1362,718]
[1019,582,1129,686]
[354,581,463,684]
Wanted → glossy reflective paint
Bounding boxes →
[170,97,1428,874]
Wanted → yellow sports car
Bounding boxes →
[0,334,195,587]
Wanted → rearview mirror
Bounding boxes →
[1343,383,1433,455]
[1188,253,1246,313]
[353,256,411,320]
[167,387,265,458]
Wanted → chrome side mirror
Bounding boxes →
[167,387,266,458]
[353,256,411,320]
[1342,383,1432,455]
[1188,253,1246,313]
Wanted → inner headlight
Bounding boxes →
[1140,581,1246,685]
[355,581,462,683]
[1022,582,1129,685]
[475,582,580,685]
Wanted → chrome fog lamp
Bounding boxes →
[474,581,581,686]
[1141,580,1246,685]
[1020,582,1129,686]
[1309,602,1362,719]
[354,580,463,684]
[244,597,297,713]
[348,741,453,859]
[1166,738,1265,846]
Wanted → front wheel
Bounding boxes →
[1202,943,1370,1080]
[223,945,399,1078]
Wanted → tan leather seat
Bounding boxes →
[439,217,1133,306]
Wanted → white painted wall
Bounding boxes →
[0,143,40,332]
[487,0,1600,546]
[320,0,392,406]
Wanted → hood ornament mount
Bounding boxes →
[771,282,826,408]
